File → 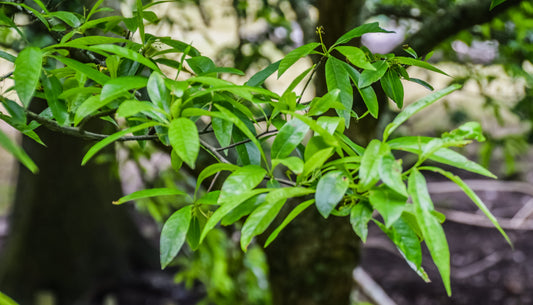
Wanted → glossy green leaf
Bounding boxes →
[74,95,111,126]
[221,194,265,226]
[370,184,407,228]
[350,201,373,242]
[315,170,349,218]
[335,46,375,70]
[308,89,343,116]
[82,121,160,165]
[339,134,365,156]
[246,60,280,87]
[101,76,148,101]
[271,118,309,159]
[212,116,233,150]
[395,57,448,76]
[114,188,186,205]
[265,199,314,247]
[388,136,495,178]
[233,129,261,166]
[52,55,110,85]
[0,291,19,305]
[358,60,388,88]
[0,50,16,62]
[170,149,183,172]
[379,153,407,196]
[325,57,353,125]
[342,62,379,118]
[490,0,506,10]
[186,215,202,250]
[420,166,511,246]
[408,169,451,296]
[383,84,462,141]
[381,69,404,108]
[41,74,68,126]
[169,118,199,169]
[89,44,160,72]
[194,163,239,196]
[116,100,164,119]
[332,22,393,48]
[219,165,266,204]
[301,147,334,179]
[0,128,38,174]
[148,71,171,112]
[317,116,344,135]
[14,47,42,107]
[49,11,81,27]
[200,188,269,243]
[160,205,192,269]
[186,56,216,75]
[241,187,314,250]
[377,217,429,281]
[278,42,320,77]
[358,139,383,191]
[272,157,304,175]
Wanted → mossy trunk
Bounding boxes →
[0,118,157,305]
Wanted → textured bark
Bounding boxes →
[264,203,359,305]
[0,115,157,305]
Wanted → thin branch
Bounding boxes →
[26,110,160,142]
[215,129,277,152]
[0,72,13,82]
[199,138,231,164]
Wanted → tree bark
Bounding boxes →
[0,114,157,305]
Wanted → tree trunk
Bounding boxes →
[0,116,157,305]
[263,2,366,304]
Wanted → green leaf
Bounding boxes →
[114,188,186,205]
[101,76,148,101]
[315,170,349,218]
[160,205,192,269]
[0,128,38,174]
[187,215,202,250]
[490,0,506,10]
[408,169,451,296]
[358,139,383,191]
[383,84,462,141]
[219,165,266,203]
[82,121,160,165]
[194,163,239,197]
[335,46,375,70]
[116,100,164,119]
[74,95,109,126]
[0,291,19,305]
[200,188,269,243]
[212,116,233,150]
[246,60,280,87]
[241,187,314,250]
[381,69,404,108]
[49,11,81,27]
[377,217,429,281]
[379,154,407,196]
[89,44,160,72]
[278,42,320,77]
[301,147,334,179]
[271,118,309,159]
[369,184,407,228]
[332,22,393,48]
[358,60,388,88]
[342,63,379,118]
[265,199,314,247]
[420,166,511,246]
[272,157,304,175]
[136,0,145,44]
[395,57,448,76]
[221,194,265,226]
[186,56,216,75]
[41,74,68,126]
[0,50,16,62]
[388,136,496,178]
[317,116,344,135]
[14,47,42,107]
[52,55,110,85]
[308,89,343,116]
[169,118,199,169]
[325,57,353,125]
[350,201,373,242]
[147,71,171,112]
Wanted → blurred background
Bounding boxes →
[0,0,532,304]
